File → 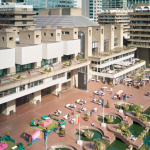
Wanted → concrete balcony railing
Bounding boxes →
[129,29,150,31]
[129,23,150,26]
[128,39,150,43]
[92,60,146,79]
[130,18,150,21]
[128,44,150,48]
[129,34,150,37]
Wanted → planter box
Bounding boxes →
[60,134,66,137]
[84,118,89,121]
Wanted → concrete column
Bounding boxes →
[103,77,105,82]
[29,90,41,104]
[7,66,16,75]
[113,78,115,85]
[34,61,41,68]
[71,69,78,88]
[87,64,91,81]
[2,100,16,115]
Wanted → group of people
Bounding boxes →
[147,91,150,96]
[116,92,127,101]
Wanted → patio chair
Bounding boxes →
[71,118,75,124]
[93,108,97,112]
[57,110,62,114]
[93,99,96,103]
[63,114,69,120]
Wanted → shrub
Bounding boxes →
[93,138,103,150]
[140,115,147,122]
[76,54,82,60]
[122,104,129,111]
[122,128,131,137]
[16,74,21,79]
[65,61,68,66]
[118,122,125,130]
[135,111,140,117]
[84,114,90,119]
[69,62,72,66]
[60,129,66,135]
[7,132,9,135]
[147,64,150,68]
[106,100,110,107]
[132,103,142,113]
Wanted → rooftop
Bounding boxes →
[34,15,99,29]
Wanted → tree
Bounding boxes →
[76,54,82,60]
[93,138,103,150]
[118,122,125,130]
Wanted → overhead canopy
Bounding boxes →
[142,78,149,81]
[124,78,132,82]
[133,58,140,61]
[115,61,132,66]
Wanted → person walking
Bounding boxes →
[58,92,59,98]
[93,92,95,99]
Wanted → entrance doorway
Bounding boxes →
[41,87,51,97]
[16,95,29,107]
[61,81,71,93]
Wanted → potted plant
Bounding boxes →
[84,114,90,121]
[106,100,110,108]
[38,117,42,122]
[60,129,66,137]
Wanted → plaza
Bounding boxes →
[0,81,150,150]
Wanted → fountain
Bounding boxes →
[84,130,94,139]
[75,129,102,142]
[98,115,121,124]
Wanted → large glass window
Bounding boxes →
[41,59,53,66]
[20,85,25,91]
[16,63,32,73]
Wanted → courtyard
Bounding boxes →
[0,81,150,150]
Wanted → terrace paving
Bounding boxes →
[0,81,150,150]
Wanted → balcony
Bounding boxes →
[129,23,150,26]
[92,60,146,79]
[90,46,136,61]
[128,39,150,43]
[129,33,150,37]
[129,28,150,31]
[128,44,150,48]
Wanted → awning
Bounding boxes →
[115,65,122,69]
[142,78,149,81]
[124,78,132,82]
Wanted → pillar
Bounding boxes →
[29,90,41,104]
[34,61,41,68]
[2,100,16,115]
[71,69,78,88]
[113,78,115,85]
[7,66,16,75]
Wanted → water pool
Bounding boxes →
[75,129,102,141]
[106,138,128,150]
[129,122,144,137]
[98,115,121,124]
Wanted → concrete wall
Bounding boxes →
[114,24,123,48]
[78,27,92,58]
[41,28,61,42]
[0,32,16,48]
[15,45,42,65]
[92,26,104,53]
[104,25,114,51]
[39,9,51,15]
[20,30,41,45]
[2,100,16,115]
[0,48,15,70]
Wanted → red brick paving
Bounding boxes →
[0,82,150,150]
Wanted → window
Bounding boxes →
[57,33,60,36]
[51,33,53,37]
[89,30,91,36]
[2,37,4,41]
[44,32,46,36]
[28,35,30,39]
[115,27,117,29]
[101,29,103,34]
[36,35,39,38]
[75,31,77,34]
[65,31,69,35]
[20,85,25,91]
[62,31,64,34]
[9,37,13,41]
[96,29,98,31]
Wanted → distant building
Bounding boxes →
[0,3,36,31]
[82,0,102,22]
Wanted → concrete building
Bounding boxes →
[97,8,133,40]
[0,25,90,115]
[128,4,150,66]
[82,0,102,22]
[0,23,146,115]
[0,3,36,31]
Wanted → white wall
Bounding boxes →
[0,48,15,70]
[42,42,63,59]
[15,45,42,65]
[63,39,80,55]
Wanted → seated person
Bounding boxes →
[71,119,75,124]
[91,123,95,126]
[81,107,84,111]
[147,91,150,96]
[70,104,74,108]
[67,114,70,119]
